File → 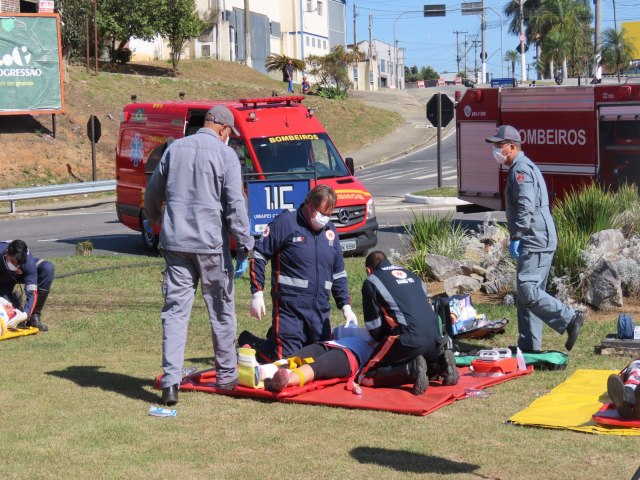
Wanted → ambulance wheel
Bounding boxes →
[140,213,159,251]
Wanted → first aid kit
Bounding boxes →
[471,349,518,377]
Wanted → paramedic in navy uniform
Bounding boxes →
[145,105,255,406]
[357,251,458,395]
[242,184,358,362]
[485,125,585,352]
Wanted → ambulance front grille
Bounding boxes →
[330,204,366,228]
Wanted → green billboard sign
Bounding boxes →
[0,14,64,114]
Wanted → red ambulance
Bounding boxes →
[456,84,640,210]
[115,95,378,254]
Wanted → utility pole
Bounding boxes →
[472,39,480,83]
[593,0,602,81]
[519,0,527,82]
[93,0,98,75]
[481,2,486,83]
[464,33,468,74]
[368,12,372,60]
[453,30,467,74]
[353,2,358,89]
[244,0,251,67]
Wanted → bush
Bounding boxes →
[114,48,133,65]
[75,240,93,256]
[316,86,348,100]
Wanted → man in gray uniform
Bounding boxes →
[486,125,585,352]
[145,105,254,406]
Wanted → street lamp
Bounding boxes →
[485,6,504,77]
[393,11,420,89]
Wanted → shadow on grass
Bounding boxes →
[46,365,159,403]
[350,446,480,475]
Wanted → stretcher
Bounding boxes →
[0,319,39,341]
[155,365,532,416]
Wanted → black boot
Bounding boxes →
[26,289,49,331]
[364,356,428,395]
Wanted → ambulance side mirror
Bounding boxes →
[345,157,355,175]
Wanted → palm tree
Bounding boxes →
[505,50,520,77]
[530,0,592,79]
[541,28,570,80]
[265,54,306,75]
[601,27,636,82]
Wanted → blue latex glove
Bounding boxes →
[509,240,521,259]
[234,259,249,278]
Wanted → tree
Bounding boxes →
[421,66,440,80]
[158,0,206,70]
[305,46,360,99]
[601,27,636,81]
[540,28,570,79]
[265,54,306,75]
[56,0,91,63]
[504,50,520,77]
[98,0,164,62]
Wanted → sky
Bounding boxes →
[346,0,639,79]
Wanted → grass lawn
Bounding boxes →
[1,255,638,479]
[412,187,458,197]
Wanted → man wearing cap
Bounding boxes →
[485,125,585,353]
[145,105,254,405]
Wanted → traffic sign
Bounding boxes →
[519,34,526,42]
[86,115,101,143]
[426,93,455,128]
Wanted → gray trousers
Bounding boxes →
[516,251,575,351]
[160,250,237,388]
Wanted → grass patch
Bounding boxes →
[1,255,637,479]
[411,187,458,197]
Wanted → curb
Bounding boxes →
[404,194,471,207]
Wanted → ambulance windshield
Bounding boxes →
[250,133,350,179]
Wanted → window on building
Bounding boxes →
[323,40,327,49]
[306,0,313,12]
[381,59,386,73]
[201,45,211,58]
[312,38,316,47]
[353,67,358,81]
[270,22,281,37]
[317,1,323,15]
[370,71,374,85]
[306,37,310,46]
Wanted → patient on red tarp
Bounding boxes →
[608,359,640,419]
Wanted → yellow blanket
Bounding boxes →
[508,369,640,436]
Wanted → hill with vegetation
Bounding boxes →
[0,59,401,189]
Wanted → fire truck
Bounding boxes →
[456,84,640,210]
[115,95,377,254]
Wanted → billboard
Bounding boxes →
[0,14,64,114]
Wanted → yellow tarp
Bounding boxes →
[508,369,640,436]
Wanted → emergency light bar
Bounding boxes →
[239,95,305,108]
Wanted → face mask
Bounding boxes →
[493,146,507,165]
[311,212,330,230]
[4,255,18,272]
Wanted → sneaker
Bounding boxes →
[565,311,585,351]
[264,367,290,392]
[215,378,238,391]
[410,355,428,396]
[607,374,634,419]
[439,349,460,386]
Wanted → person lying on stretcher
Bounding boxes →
[608,359,640,420]
[262,326,375,392]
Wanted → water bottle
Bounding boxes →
[516,348,526,371]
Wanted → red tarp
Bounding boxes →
[593,402,640,428]
[156,366,533,416]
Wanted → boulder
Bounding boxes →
[444,275,481,296]
[584,258,623,310]
[425,254,469,281]
[587,229,625,259]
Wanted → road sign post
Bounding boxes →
[86,115,101,181]
[427,93,455,188]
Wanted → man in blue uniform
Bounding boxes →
[357,251,458,395]
[0,239,54,331]
[486,125,585,352]
[241,185,357,362]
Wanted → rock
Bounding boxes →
[464,237,485,263]
[425,254,469,281]
[584,258,623,310]
[478,225,508,246]
[588,229,625,259]
[444,275,481,296]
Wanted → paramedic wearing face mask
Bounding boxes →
[145,105,254,405]
[0,239,54,331]
[241,185,357,362]
[486,125,585,353]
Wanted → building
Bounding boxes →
[349,39,403,90]
[131,0,346,82]
[622,21,640,63]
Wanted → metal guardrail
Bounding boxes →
[0,180,116,214]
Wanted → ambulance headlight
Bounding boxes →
[366,198,376,220]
